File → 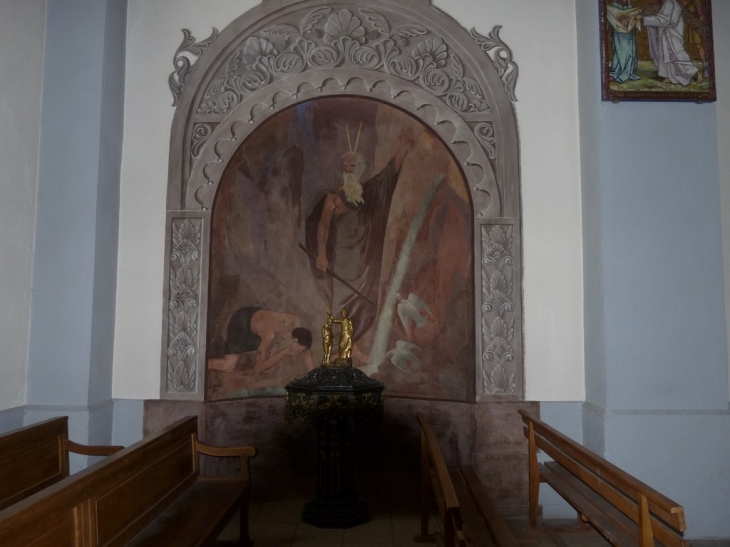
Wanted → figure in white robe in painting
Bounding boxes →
[643,0,699,86]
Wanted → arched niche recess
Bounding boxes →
[161,0,523,402]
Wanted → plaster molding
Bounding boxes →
[162,0,523,401]
[478,220,521,398]
[168,28,220,107]
[469,26,518,102]
[186,71,500,219]
[161,213,209,399]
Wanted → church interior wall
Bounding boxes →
[575,0,730,537]
[607,412,730,537]
[1,0,730,539]
[718,2,730,399]
[19,0,127,457]
[0,0,46,413]
[600,101,726,412]
[113,0,586,404]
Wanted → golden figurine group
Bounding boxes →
[321,310,354,368]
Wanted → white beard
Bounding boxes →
[342,172,364,205]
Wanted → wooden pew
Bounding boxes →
[0,417,122,511]
[415,414,520,547]
[452,466,520,547]
[0,415,256,547]
[519,410,688,547]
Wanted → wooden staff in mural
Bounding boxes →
[297,243,375,307]
[303,124,415,361]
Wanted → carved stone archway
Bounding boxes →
[160,0,523,402]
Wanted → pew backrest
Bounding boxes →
[0,416,214,546]
[417,414,468,547]
[519,410,688,547]
[0,417,122,511]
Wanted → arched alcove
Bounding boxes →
[160,0,523,403]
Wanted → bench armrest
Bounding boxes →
[195,441,257,480]
[64,439,124,456]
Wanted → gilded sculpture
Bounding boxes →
[321,309,355,368]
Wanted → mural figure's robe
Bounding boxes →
[607,2,642,83]
[305,158,400,341]
[644,0,698,86]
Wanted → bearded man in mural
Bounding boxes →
[304,125,415,361]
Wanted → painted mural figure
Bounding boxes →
[304,125,415,355]
[607,0,642,83]
[681,0,707,82]
[209,308,314,373]
[643,0,699,86]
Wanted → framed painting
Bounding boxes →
[601,0,716,102]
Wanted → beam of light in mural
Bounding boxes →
[364,173,446,375]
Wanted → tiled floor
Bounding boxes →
[233,495,432,547]
[221,497,730,546]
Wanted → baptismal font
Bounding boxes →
[284,310,384,528]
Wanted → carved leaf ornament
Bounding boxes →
[169,28,220,106]
[198,8,491,115]
[481,225,516,395]
[470,26,518,102]
[167,219,202,392]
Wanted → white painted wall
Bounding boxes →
[113,0,585,401]
[0,0,46,412]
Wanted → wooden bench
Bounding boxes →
[519,410,688,547]
[415,414,521,547]
[0,417,123,511]
[0,415,256,547]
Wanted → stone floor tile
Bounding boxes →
[293,521,345,543]
[392,523,425,544]
[251,521,298,542]
[256,499,307,524]
[343,520,394,543]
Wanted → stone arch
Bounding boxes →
[161,0,523,401]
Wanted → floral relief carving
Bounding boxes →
[470,26,518,102]
[191,123,216,160]
[481,224,516,395]
[475,122,497,160]
[198,7,490,115]
[169,28,219,107]
[167,219,202,393]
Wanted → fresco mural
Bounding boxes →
[206,97,474,401]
